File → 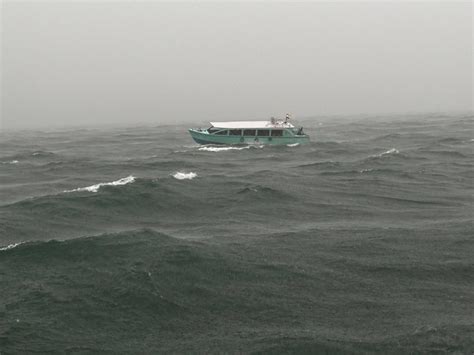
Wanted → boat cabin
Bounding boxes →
[206,121,305,137]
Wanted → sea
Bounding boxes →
[0,113,473,353]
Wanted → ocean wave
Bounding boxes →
[1,151,56,163]
[238,187,259,193]
[356,167,414,179]
[370,133,402,141]
[371,148,399,158]
[172,144,201,153]
[287,143,300,147]
[312,141,343,148]
[236,185,294,200]
[143,160,197,170]
[32,151,56,157]
[64,175,136,193]
[437,137,464,145]
[298,161,341,169]
[198,145,263,152]
[415,149,467,159]
[172,172,197,180]
[1,160,19,165]
[0,242,23,251]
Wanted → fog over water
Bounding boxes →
[1,1,472,130]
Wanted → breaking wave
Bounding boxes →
[198,145,263,152]
[0,242,24,251]
[172,172,197,180]
[64,175,136,193]
[371,148,399,158]
[32,151,56,157]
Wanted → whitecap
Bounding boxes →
[199,146,249,152]
[198,145,263,152]
[64,175,136,193]
[0,242,23,251]
[372,148,399,158]
[174,144,201,152]
[2,160,19,164]
[172,172,197,180]
[287,143,300,147]
[173,149,190,153]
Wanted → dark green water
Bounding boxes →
[0,113,473,353]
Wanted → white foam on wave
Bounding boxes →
[287,143,300,147]
[372,148,399,158]
[2,160,19,164]
[172,171,197,180]
[199,146,249,152]
[64,175,136,193]
[198,145,263,152]
[0,242,23,251]
[174,144,201,153]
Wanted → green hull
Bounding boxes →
[189,129,310,145]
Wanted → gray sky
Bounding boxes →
[1,1,472,130]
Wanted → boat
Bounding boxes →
[188,115,309,145]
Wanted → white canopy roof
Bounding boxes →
[210,121,294,129]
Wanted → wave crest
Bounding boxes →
[371,148,399,158]
[198,145,263,152]
[172,172,197,180]
[64,175,136,193]
[0,242,23,251]
[32,151,55,157]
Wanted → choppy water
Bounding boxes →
[1,113,473,353]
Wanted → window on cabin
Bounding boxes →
[243,129,256,136]
[257,130,270,137]
[215,130,228,135]
[271,130,283,137]
[229,129,242,136]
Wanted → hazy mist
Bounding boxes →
[1,1,472,130]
